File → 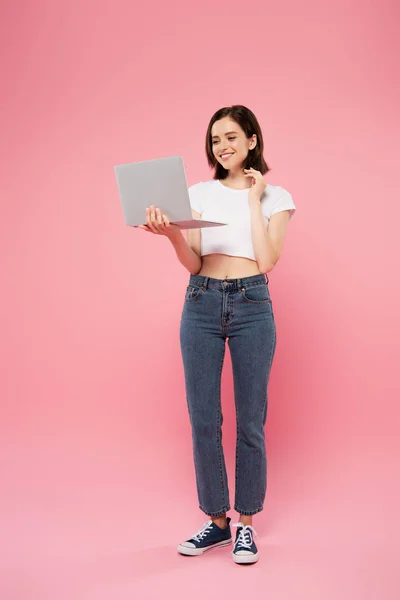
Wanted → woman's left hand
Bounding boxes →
[244,168,267,200]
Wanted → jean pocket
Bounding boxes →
[185,284,204,302]
[241,284,271,304]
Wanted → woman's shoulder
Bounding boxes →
[265,183,291,197]
[187,181,217,213]
[263,183,296,218]
[188,180,217,191]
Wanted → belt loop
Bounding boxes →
[237,277,242,291]
[203,276,209,290]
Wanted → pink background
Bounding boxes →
[1,0,399,598]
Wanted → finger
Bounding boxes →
[148,206,161,233]
[151,206,162,229]
[152,207,164,233]
[156,207,163,225]
[163,213,170,227]
[146,208,159,234]
[138,224,151,232]
[149,205,157,223]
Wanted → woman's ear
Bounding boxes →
[250,134,257,150]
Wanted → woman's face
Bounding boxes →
[211,117,256,172]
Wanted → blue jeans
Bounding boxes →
[180,273,277,517]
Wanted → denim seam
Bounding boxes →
[241,285,272,305]
[234,378,241,511]
[199,505,231,517]
[234,314,276,515]
[216,345,228,510]
[256,318,277,508]
[233,505,264,516]
[262,323,277,425]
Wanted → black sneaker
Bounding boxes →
[177,517,232,556]
[231,522,259,564]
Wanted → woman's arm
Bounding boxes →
[249,198,291,273]
[168,209,202,274]
[139,205,202,274]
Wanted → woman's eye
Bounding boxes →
[212,137,236,145]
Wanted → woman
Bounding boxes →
[139,105,296,564]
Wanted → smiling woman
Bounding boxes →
[140,104,296,565]
[181,107,295,279]
[206,105,270,184]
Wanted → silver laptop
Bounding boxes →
[114,155,227,229]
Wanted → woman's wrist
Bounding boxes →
[166,227,184,244]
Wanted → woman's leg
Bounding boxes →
[228,281,277,516]
[180,281,230,517]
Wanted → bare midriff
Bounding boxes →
[198,254,265,280]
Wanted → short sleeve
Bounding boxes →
[188,182,203,214]
[271,187,296,220]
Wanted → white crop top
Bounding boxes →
[188,179,296,261]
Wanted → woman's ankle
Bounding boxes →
[211,514,227,528]
[239,514,253,526]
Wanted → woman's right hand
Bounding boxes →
[138,205,181,238]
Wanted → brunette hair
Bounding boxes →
[205,105,271,180]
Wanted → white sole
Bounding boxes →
[177,538,232,556]
[232,551,259,564]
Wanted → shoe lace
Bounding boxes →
[191,520,214,542]
[232,522,258,549]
